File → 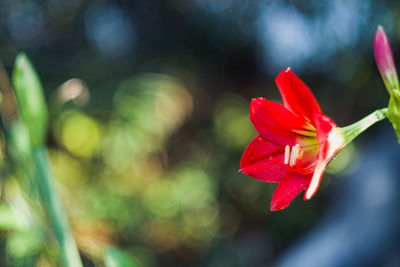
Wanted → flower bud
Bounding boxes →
[374,26,400,142]
[374,26,399,93]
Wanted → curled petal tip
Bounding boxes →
[270,202,286,211]
[304,192,313,200]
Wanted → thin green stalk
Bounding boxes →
[340,107,388,146]
[33,147,82,267]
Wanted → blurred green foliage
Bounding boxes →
[0,0,398,266]
[104,247,140,267]
[1,66,352,265]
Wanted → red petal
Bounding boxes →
[313,113,336,141]
[240,160,291,183]
[249,97,312,145]
[240,135,282,167]
[304,158,328,200]
[270,173,311,211]
[304,113,336,199]
[275,68,322,123]
[240,136,289,182]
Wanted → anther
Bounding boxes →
[284,145,290,165]
[290,144,300,167]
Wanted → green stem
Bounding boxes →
[340,107,388,147]
[33,147,83,267]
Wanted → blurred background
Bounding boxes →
[1,0,400,266]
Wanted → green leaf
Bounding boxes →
[12,53,48,147]
[104,247,140,267]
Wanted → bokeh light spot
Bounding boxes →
[59,111,101,158]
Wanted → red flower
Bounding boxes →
[240,68,345,211]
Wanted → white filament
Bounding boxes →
[284,145,290,165]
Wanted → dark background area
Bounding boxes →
[0,0,400,266]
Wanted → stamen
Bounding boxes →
[296,149,304,168]
[290,144,300,167]
[298,150,304,161]
[284,145,290,165]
